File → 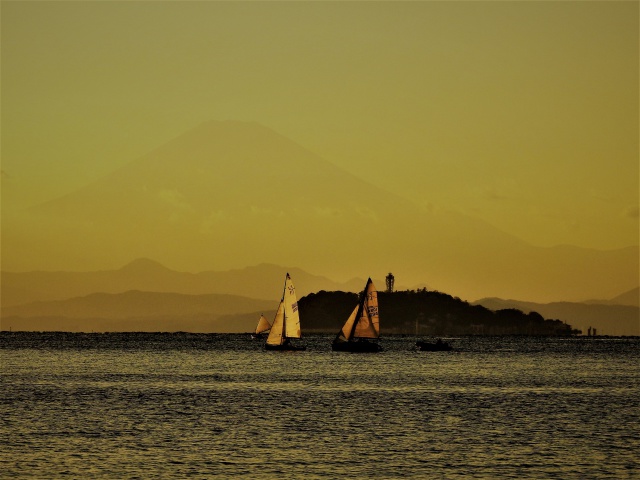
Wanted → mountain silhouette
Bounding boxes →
[9,120,637,303]
[1,290,273,319]
[583,287,639,307]
[1,290,276,333]
[0,259,368,307]
[474,296,639,337]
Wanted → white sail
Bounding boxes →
[266,301,285,346]
[255,314,271,335]
[266,273,302,347]
[353,278,379,339]
[283,273,302,339]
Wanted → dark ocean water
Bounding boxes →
[1,333,638,479]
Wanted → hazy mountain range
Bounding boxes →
[1,290,276,334]
[474,289,639,337]
[1,258,375,307]
[0,259,367,333]
[3,120,638,303]
[1,259,637,335]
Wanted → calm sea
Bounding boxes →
[1,333,638,479]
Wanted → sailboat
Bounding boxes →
[251,313,271,339]
[265,273,306,351]
[332,278,383,352]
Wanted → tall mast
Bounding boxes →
[282,274,287,343]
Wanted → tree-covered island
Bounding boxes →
[299,289,578,336]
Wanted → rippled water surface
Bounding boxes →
[1,333,638,478]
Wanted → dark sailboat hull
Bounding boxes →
[332,340,383,353]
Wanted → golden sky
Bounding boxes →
[2,0,638,254]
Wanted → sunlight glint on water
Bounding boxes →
[1,333,638,478]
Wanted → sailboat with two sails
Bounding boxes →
[265,273,306,351]
[332,278,383,353]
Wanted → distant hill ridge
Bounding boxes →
[2,287,577,336]
[4,258,638,335]
[1,289,279,333]
[474,296,639,336]
[118,258,174,273]
[582,287,639,307]
[1,290,274,319]
[1,259,369,307]
[3,258,638,335]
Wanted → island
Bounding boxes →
[298,289,578,336]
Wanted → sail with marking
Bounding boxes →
[266,273,302,347]
[352,278,379,339]
[254,314,271,335]
[333,278,381,351]
[283,273,302,339]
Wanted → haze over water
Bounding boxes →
[2,333,638,478]
[2,1,638,305]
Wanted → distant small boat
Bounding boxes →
[265,273,306,351]
[416,339,453,352]
[251,314,271,339]
[332,278,382,353]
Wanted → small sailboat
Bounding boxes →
[251,313,271,339]
[332,278,383,352]
[265,273,306,351]
[415,314,453,351]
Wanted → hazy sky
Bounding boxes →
[2,0,638,251]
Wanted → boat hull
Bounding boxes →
[332,340,383,353]
[416,340,453,352]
